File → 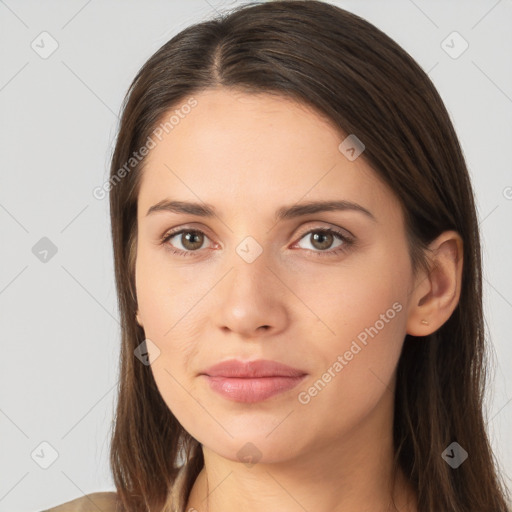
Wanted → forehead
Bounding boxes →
[137,88,398,223]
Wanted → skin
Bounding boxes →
[134,87,463,512]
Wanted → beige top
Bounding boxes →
[41,465,187,512]
[41,492,118,512]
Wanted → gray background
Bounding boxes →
[0,0,511,510]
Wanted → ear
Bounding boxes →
[406,231,463,336]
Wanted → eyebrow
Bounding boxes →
[146,199,376,222]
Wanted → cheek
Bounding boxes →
[135,249,213,421]
[292,242,410,347]
[135,245,203,338]
[291,247,410,409]
[289,298,407,449]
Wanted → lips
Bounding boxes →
[200,358,307,378]
[199,359,308,403]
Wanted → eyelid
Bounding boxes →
[294,222,355,240]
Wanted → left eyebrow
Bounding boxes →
[275,200,376,222]
[146,199,376,222]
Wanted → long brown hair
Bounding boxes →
[108,1,511,510]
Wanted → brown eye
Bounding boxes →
[163,229,209,253]
[296,229,346,253]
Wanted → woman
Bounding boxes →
[44,1,511,511]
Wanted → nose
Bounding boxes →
[211,252,289,339]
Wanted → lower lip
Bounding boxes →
[202,375,307,403]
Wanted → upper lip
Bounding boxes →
[201,359,307,378]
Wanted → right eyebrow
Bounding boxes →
[146,199,216,217]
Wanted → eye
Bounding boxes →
[160,228,213,256]
[293,228,353,257]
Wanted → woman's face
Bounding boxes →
[135,87,416,464]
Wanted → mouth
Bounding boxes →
[199,359,308,403]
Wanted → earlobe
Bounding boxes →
[406,231,463,337]
[136,311,143,327]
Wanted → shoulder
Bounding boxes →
[41,492,119,512]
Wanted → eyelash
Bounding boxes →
[159,226,355,258]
